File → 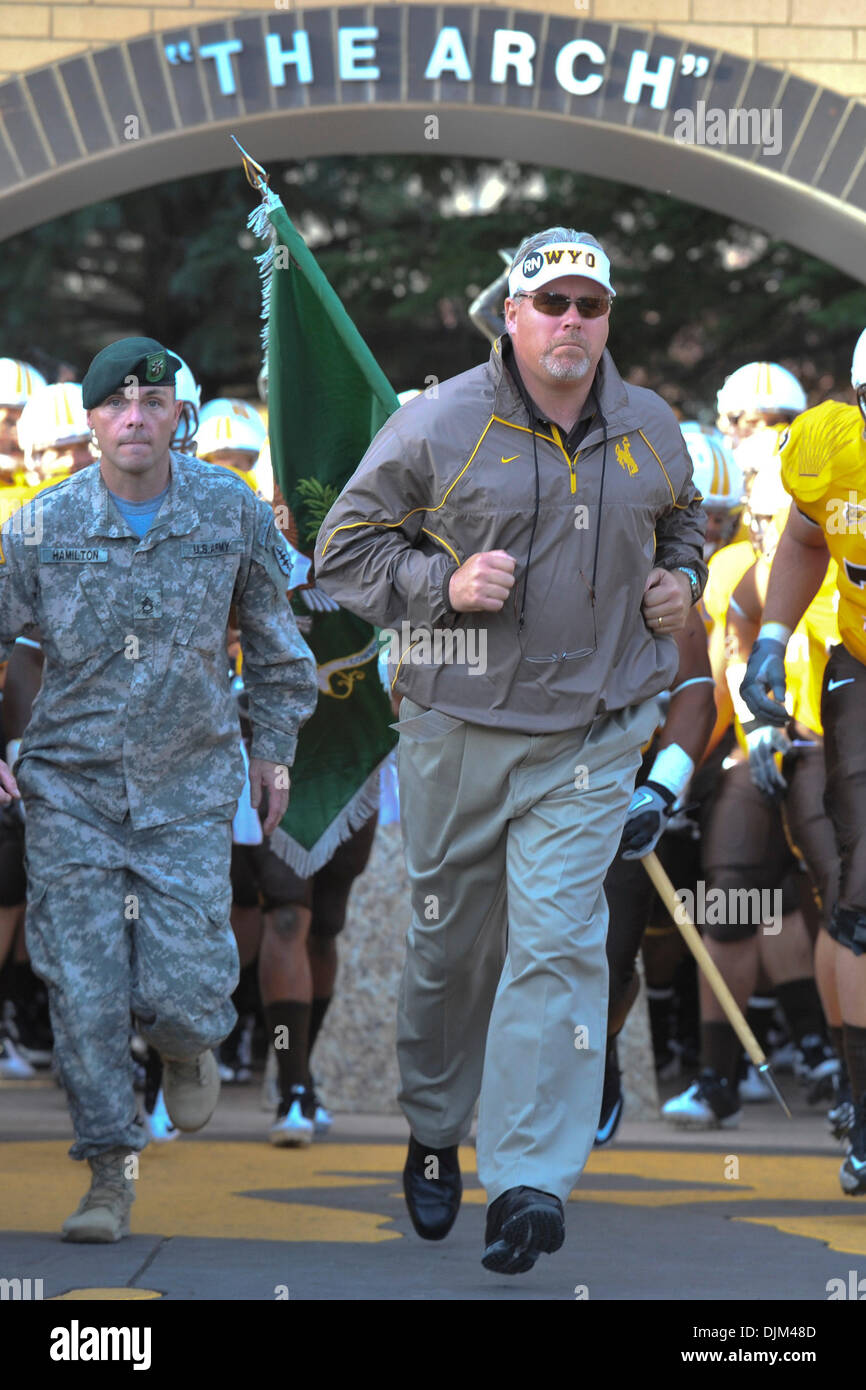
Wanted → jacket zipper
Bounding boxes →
[549,424,577,494]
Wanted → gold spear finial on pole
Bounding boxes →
[230,135,270,194]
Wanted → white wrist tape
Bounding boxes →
[648,742,695,801]
[759,622,792,646]
[670,675,716,697]
[725,661,755,724]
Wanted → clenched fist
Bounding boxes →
[448,550,517,613]
[0,758,20,806]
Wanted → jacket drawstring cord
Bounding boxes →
[518,426,540,632]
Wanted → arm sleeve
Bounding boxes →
[235,503,319,768]
[314,420,459,631]
[0,521,38,662]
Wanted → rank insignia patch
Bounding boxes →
[145,352,166,382]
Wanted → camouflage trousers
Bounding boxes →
[23,791,239,1160]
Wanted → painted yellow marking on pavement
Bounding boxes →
[0,1077,54,1089]
[578,1149,842,1206]
[736,1216,866,1258]
[5,1141,863,1256]
[3,1142,402,1243]
[51,1289,163,1300]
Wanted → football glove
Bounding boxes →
[738,637,788,726]
[745,724,790,800]
[620,780,677,860]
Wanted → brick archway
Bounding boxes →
[0,7,864,279]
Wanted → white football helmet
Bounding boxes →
[0,358,47,407]
[681,424,743,512]
[254,437,275,503]
[852,328,866,427]
[716,362,806,418]
[197,398,267,458]
[171,354,202,454]
[17,382,89,461]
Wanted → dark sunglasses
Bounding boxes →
[517,290,611,318]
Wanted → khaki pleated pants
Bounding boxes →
[395,695,660,1205]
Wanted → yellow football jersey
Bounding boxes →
[779,400,866,665]
[700,540,756,635]
[784,561,840,735]
[0,480,36,527]
[733,565,839,749]
[208,460,260,494]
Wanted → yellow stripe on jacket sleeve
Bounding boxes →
[321,417,496,556]
[638,430,692,509]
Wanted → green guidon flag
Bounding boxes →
[248,181,399,876]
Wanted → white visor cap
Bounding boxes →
[508,242,615,299]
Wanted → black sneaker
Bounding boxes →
[839,1097,866,1196]
[0,1029,36,1079]
[3,997,53,1068]
[796,1034,840,1089]
[482,1187,565,1275]
[269,1086,314,1147]
[828,1069,855,1141]
[594,1039,623,1147]
[661,1068,741,1129]
[301,1073,333,1136]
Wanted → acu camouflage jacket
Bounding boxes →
[0,452,318,828]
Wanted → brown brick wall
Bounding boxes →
[1,2,866,96]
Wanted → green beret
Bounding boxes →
[82,337,183,410]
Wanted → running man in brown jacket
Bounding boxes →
[315,228,706,1275]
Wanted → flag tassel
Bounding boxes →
[267,768,383,878]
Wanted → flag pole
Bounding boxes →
[641,850,792,1118]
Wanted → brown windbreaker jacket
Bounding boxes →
[315,340,706,733]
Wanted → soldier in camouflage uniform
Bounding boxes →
[0,337,318,1241]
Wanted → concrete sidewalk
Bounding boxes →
[2,1070,864,1303]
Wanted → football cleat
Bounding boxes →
[269,1087,314,1147]
[303,1073,333,1137]
[738,1062,771,1103]
[829,1097,856,1143]
[3,996,53,1069]
[662,1069,741,1129]
[795,1034,840,1086]
[144,1088,179,1144]
[0,1031,36,1080]
[768,1038,799,1074]
[839,1100,866,1196]
[594,1039,624,1147]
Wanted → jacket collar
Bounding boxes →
[82,450,200,542]
[488,336,640,444]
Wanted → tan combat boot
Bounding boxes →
[62,1147,135,1243]
[162,1049,220,1131]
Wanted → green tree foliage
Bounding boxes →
[1,156,863,416]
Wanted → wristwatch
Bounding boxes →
[675,566,701,605]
